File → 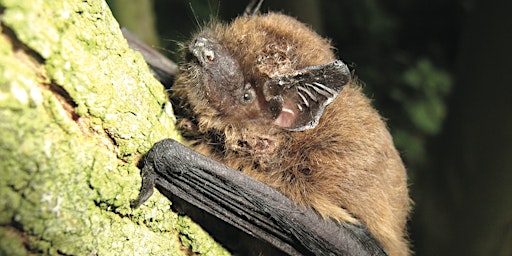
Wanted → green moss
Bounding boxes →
[178,216,231,256]
[0,0,227,255]
[0,227,29,256]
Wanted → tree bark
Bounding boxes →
[0,0,228,255]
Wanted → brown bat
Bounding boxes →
[128,1,411,255]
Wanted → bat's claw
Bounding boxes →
[131,139,182,207]
[131,158,157,208]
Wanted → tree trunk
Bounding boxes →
[0,0,228,255]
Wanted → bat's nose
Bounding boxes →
[189,36,217,65]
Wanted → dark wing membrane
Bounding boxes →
[132,139,387,256]
[264,60,351,131]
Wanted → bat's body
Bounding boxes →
[130,5,411,256]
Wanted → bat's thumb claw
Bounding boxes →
[131,163,157,208]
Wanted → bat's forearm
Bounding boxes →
[132,139,386,256]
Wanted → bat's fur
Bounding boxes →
[172,12,411,256]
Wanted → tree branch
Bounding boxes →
[0,0,227,255]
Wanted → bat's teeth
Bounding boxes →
[310,82,337,98]
[297,91,309,107]
[298,84,318,102]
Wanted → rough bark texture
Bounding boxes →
[0,0,228,255]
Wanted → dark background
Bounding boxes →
[108,0,512,255]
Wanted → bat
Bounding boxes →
[126,1,411,255]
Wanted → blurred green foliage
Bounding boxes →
[398,58,452,136]
[318,0,456,169]
[392,58,452,165]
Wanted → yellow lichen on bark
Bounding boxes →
[0,0,228,255]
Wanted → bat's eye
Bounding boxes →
[241,89,256,104]
[240,83,256,104]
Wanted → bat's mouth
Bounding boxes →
[273,104,296,128]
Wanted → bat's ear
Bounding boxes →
[243,0,264,16]
[264,60,351,131]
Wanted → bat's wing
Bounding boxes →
[132,139,387,256]
[121,28,177,87]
